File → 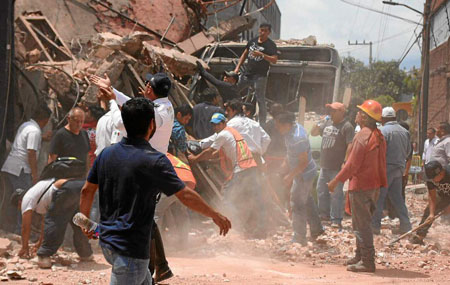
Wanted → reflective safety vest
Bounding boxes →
[166,153,197,189]
[219,126,257,180]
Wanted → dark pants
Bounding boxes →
[37,181,92,258]
[222,167,266,237]
[350,189,379,264]
[417,194,450,237]
[149,222,169,275]
[237,74,268,126]
[2,171,32,233]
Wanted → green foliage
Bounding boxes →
[373,95,395,107]
[340,57,420,103]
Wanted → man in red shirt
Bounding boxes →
[328,100,387,273]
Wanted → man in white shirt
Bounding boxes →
[1,104,52,233]
[90,73,174,153]
[94,111,114,156]
[423,128,439,167]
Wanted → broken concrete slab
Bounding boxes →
[143,42,207,77]
[177,31,214,55]
[121,32,154,57]
[0,239,12,257]
[206,16,256,41]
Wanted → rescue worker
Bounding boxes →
[188,113,265,238]
[371,107,412,235]
[328,99,387,273]
[410,161,450,244]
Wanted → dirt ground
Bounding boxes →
[1,185,450,284]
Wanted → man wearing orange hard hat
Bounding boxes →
[328,99,387,273]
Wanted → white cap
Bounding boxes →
[382,107,396,118]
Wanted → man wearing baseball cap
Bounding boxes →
[371,107,412,236]
[328,99,387,272]
[196,61,239,101]
[311,102,354,228]
[410,161,450,244]
[188,113,266,238]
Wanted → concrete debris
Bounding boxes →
[275,36,319,47]
[6,270,25,280]
[0,239,12,257]
[207,16,257,41]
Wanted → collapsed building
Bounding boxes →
[1,0,342,235]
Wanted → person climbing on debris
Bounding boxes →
[188,112,265,238]
[275,112,324,246]
[196,61,239,102]
[409,161,450,245]
[80,98,231,285]
[328,99,387,273]
[234,23,278,126]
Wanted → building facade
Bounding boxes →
[428,0,450,127]
[205,0,281,40]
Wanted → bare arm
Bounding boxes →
[310,123,321,137]
[189,147,218,163]
[80,181,98,218]
[428,188,437,218]
[234,48,249,73]
[175,187,231,236]
[19,210,33,258]
[27,149,38,185]
[284,152,308,187]
[48,154,57,164]
[263,53,278,64]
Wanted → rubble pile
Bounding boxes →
[182,188,450,275]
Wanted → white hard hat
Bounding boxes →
[382,107,396,118]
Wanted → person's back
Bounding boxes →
[381,121,411,173]
[227,115,270,155]
[150,98,174,153]
[192,102,223,139]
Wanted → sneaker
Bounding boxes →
[38,256,52,269]
[79,255,94,262]
[409,234,425,245]
[154,268,174,283]
[347,261,375,273]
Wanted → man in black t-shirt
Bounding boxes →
[234,23,278,127]
[410,161,450,244]
[311,102,354,228]
[48,107,90,171]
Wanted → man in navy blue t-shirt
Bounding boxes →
[80,97,231,285]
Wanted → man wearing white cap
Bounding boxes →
[371,107,412,235]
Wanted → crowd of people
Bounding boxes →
[0,21,449,284]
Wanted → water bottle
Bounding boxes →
[73,213,99,239]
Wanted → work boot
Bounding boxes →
[347,260,376,272]
[409,233,425,245]
[154,267,174,283]
[37,256,52,269]
[345,250,361,266]
[292,235,307,246]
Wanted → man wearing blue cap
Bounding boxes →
[188,113,266,238]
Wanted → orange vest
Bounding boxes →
[219,126,257,180]
[166,153,197,189]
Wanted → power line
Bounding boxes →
[339,0,422,26]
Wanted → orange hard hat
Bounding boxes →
[357,99,382,122]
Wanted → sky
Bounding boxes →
[277,0,425,70]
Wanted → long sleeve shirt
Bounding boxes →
[199,68,238,101]
[336,126,387,191]
[381,121,411,175]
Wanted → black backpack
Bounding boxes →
[39,157,86,181]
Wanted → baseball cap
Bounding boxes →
[325,102,345,112]
[145,73,172,97]
[424,161,444,179]
[224,70,239,81]
[210,113,226,124]
[382,107,396,118]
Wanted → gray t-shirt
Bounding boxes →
[319,119,354,170]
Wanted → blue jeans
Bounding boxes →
[291,177,323,240]
[102,246,152,285]
[237,74,268,126]
[37,181,92,258]
[4,170,32,234]
[372,170,412,232]
[317,168,344,223]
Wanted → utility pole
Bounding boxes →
[348,40,373,65]
[419,0,431,155]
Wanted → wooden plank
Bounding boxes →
[125,63,145,89]
[297,96,306,125]
[29,24,72,60]
[17,16,53,62]
[194,164,223,200]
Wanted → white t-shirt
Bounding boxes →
[211,129,242,173]
[21,179,57,215]
[2,120,42,176]
[227,115,271,155]
[95,111,114,155]
[111,89,174,153]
